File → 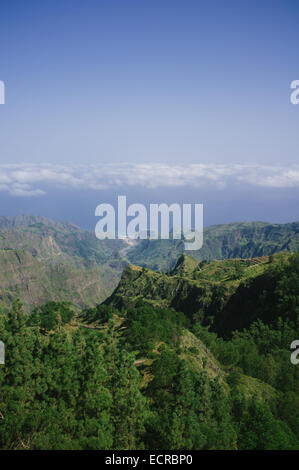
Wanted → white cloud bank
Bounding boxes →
[0,163,299,196]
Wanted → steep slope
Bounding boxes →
[0,214,127,267]
[0,248,119,313]
[126,221,299,271]
[106,252,296,335]
[1,215,298,317]
[1,215,298,271]
[0,215,129,311]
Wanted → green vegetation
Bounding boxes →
[0,292,298,449]
[0,216,298,312]
[127,221,299,271]
[28,301,75,330]
[122,302,188,356]
[0,302,146,450]
[0,216,298,449]
[107,252,298,335]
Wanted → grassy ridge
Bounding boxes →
[106,251,296,334]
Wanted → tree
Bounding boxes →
[238,399,297,450]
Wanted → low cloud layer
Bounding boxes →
[0,163,299,197]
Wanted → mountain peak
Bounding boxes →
[171,253,199,276]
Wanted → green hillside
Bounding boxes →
[126,221,299,271]
[0,257,297,449]
[0,215,298,324]
[0,215,298,450]
[106,251,297,335]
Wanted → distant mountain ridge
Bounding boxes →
[0,214,127,266]
[0,215,127,312]
[1,216,297,268]
[126,221,299,270]
[0,214,79,231]
[0,215,298,313]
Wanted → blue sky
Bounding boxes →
[0,0,298,228]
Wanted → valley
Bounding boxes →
[0,215,297,313]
